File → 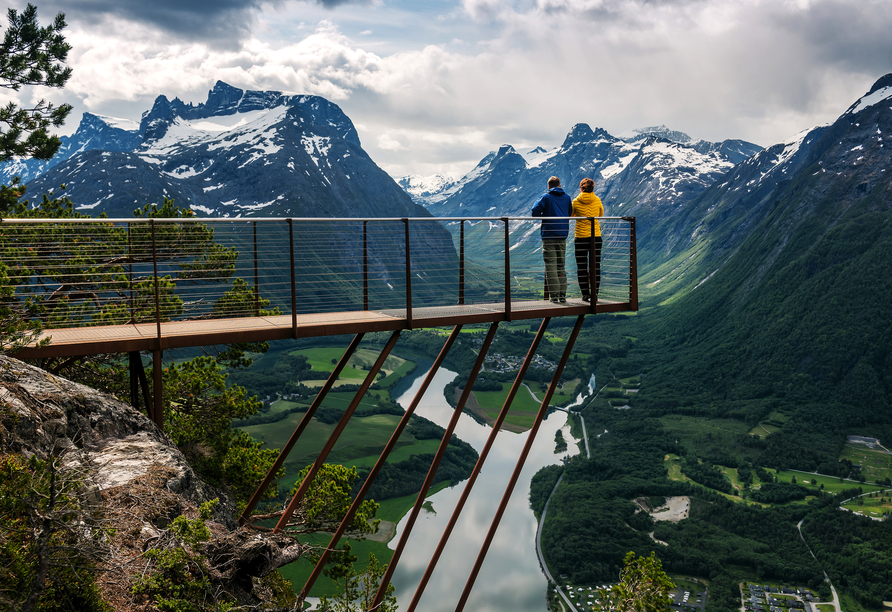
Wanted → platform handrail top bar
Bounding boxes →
[0,215,633,225]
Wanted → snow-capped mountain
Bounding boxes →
[14,81,428,221]
[619,124,762,164]
[416,122,760,243]
[0,113,141,186]
[395,174,458,207]
[5,81,455,305]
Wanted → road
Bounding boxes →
[796,518,840,612]
[536,473,579,612]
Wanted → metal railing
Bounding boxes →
[0,215,637,333]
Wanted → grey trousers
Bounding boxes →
[542,238,567,298]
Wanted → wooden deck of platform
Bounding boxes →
[15,297,631,358]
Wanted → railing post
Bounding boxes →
[253,221,260,317]
[459,220,465,305]
[404,218,412,328]
[503,217,511,321]
[150,219,161,342]
[625,216,638,311]
[127,222,134,323]
[288,219,297,338]
[590,217,596,314]
[363,220,369,311]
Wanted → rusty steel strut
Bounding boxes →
[401,317,552,612]
[274,330,401,533]
[297,325,463,604]
[239,333,365,525]
[454,314,585,612]
[372,322,500,609]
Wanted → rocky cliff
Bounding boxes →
[0,355,302,611]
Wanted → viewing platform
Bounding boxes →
[3,215,638,359]
[1,213,638,611]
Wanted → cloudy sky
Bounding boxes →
[6,0,891,178]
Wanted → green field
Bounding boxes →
[470,379,580,429]
[839,442,892,483]
[841,490,892,517]
[293,347,410,387]
[241,411,438,492]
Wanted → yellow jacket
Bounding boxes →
[572,192,603,238]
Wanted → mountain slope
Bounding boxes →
[635,73,892,447]
[21,81,422,220]
[7,81,457,307]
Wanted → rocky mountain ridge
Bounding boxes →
[10,80,422,221]
[405,122,762,248]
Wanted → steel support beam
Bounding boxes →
[297,325,464,604]
[372,322,499,610]
[454,314,585,612]
[273,330,401,533]
[401,317,551,612]
[239,333,365,525]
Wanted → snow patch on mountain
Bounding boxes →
[520,146,559,168]
[848,86,892,116]
[601,152,638,179]
[94,115,140,132]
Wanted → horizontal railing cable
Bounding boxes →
[0,216,637,330]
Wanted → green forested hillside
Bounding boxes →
[537,76,892,610]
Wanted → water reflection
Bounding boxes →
[391,367,579,612]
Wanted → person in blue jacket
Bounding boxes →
[531,176,572,303]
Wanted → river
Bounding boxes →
[388,366,591,612]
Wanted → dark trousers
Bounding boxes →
[575,236,602,297]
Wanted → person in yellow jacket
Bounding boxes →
[571,177,603,302]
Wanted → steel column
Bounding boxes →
[150,219,161,344]
[298,325,463,604]
[372,322,499,610]
[253,221,260,317]
[503,217,511,321]
[239,333,365,525]
[273,330,401,533]
[459,220,465,306]
[363,220,369,311]
[404,218,412,328]
[288,219,297,337]
[127,222,134,323]
[454,315,585,612]
[626,216,638,310]
[402,318,551,612]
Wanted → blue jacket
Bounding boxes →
[531,187,571,239]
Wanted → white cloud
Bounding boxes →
[377,134,406,150]
[22,0,892,178]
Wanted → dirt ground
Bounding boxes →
[364,519,396,543]
[647,496,690,522]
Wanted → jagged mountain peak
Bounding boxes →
[560,123,615,149]
[843,73,892,118]
[136,81,360,147]
[496,144,519,157]
[620,124,693,144]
